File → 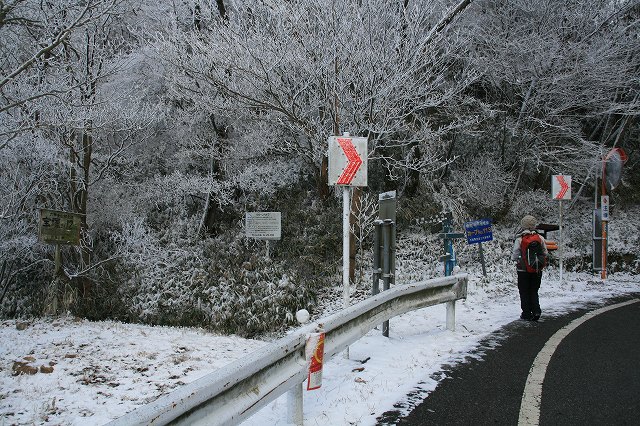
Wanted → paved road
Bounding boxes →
[376,294,640,425]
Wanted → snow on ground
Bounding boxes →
[0,318,266,425]
[240,272,639,426]
[2,208,640,425]
[2,271,638,426]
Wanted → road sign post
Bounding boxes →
[593,148,628,280]
[438,212,465,277]
[38,209,84,277]
[464,218,493,277]
[328,132,367,358]
[552,175,571,284]
[245,212,282,260]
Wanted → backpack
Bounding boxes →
[520,233,547,273]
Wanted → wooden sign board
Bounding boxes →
[39,209,83,246]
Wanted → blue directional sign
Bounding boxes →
[464,218,493,244]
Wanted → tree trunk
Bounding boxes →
[318,155,330,201]
[404,143,421,197]
[78,127,92,299]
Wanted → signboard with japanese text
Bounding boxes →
[464,218,493,244]
[601,195,610,221]
[245,212,281,240]
[39,209,83,246]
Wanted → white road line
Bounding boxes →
[518,298,640,426]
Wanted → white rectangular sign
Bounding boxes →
[245,212,281,240]
[328,135,368,187]
[551,175,572,200]
[601,195,610,221]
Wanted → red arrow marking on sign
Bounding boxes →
[556,175,569,199]
[336,138,363,185]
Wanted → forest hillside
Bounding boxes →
[1,0,638,337]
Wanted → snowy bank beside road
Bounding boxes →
[0,320,266,425]
[240,272,639,425]
[1,271,638,426]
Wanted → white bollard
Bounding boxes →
[286,310,310,425]
[446,300,456,331]
[287,382,303,425]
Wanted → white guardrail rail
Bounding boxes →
[107,273,468,426]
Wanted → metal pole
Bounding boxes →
[478,243,487,277]
[287,382,303,425]
[382,219,392,337]
[559,200,563,284]
[602,220,608,280]
[342,186,350,358]
[372,220,383,296]
[343,187,350,308]
[443,212,454,276]
[601,160,608,280]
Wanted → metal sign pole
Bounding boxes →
[382,220,392,337]
[551,175,571,283]
[328,131,367,359]
[372,220,382,296]
[342,186,350,359]
[342,187,350,310]
[478,243,487,277]
[559,200,563,284]
[601,217,608,280]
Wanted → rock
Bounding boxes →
[40,365,54,374]
[12,362,38,376]
[16,322,29,331]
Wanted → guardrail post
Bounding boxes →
[446,300,456,331]
[287,382,303,425]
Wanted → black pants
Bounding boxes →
[517,271,542,319]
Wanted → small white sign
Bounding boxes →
[328,135,368,187]
[245,212,281,240]
[601,195,610,221]
[552,175,572,200]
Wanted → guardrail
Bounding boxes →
[107,273,468,426]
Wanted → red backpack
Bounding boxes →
[521,233,547,273]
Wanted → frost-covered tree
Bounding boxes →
[0,0,161,314]
[156,0,479,199]
[457,0,639,210]
[0,0,128,145]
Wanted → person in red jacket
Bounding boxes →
[511,215,548,321]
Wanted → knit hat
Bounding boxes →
[520,215,538,230]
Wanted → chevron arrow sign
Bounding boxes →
[552,175,572,200]
[328,135,368,186]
